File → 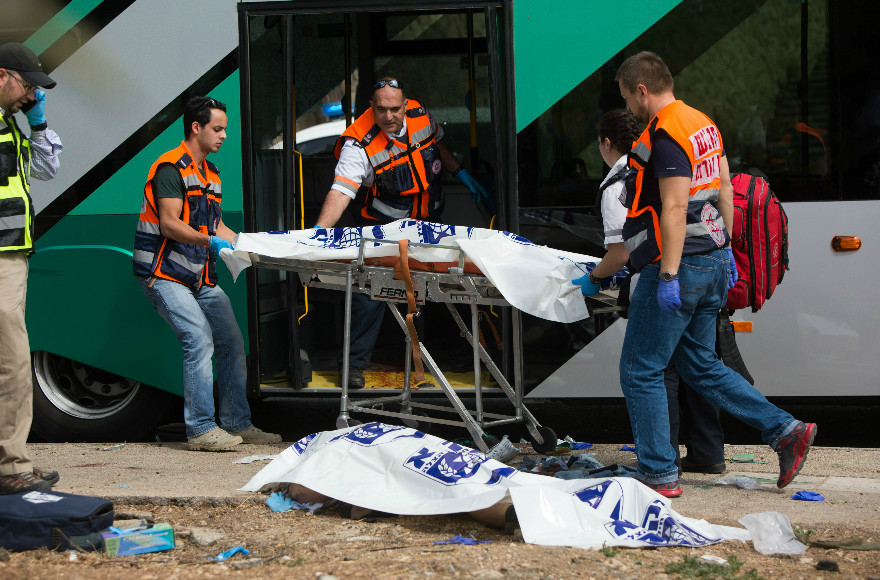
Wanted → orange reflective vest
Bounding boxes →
[332,99,443,223]
[133,142,222,289]
[622,100,729,271]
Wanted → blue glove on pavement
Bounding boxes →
[571,273,601,296]
[25,89,47,126]
[657,277,682,312]
[455,168,488,204]
[726,247,738,289]
[210,235,233,259]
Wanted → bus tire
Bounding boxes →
[31,351,175,442]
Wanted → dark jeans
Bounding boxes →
[337,292,386,370]
[665,362,725,467]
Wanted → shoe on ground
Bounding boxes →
[502,504,520,535]
[231,425,282,444]
[340,368,365,390]
[0,471,53,494]
[187,427,243,451]
[776,421,817,488]
[33,466,60,486]
[647,480,683,498]
[681,456,726,474]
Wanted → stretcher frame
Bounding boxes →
[248,238,556,453]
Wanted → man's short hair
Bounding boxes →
[615,51,674,94]
[370,77,406,101]
[184,96,227,139]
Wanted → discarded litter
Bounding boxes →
[700,554,728,565]
[791,490,824,501]
[265,491,323,514]
[101,443,125,451]
[727,453,767,464]
[620,445,636,452]
[119,485,130,488]
[215,545,250,561]
[234,454,278,464]
[103,523,175,556]
[712,475,763,490]
[486,435,519,464]
[739,511,807,555]
[434,535,491,545]
[563,436,593,450]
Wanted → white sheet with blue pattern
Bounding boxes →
[239,422,749,549]
[223,220,629,323]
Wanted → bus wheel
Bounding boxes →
[31,351,174,442]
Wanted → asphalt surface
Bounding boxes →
[27,436,880,535]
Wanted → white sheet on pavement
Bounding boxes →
[221,220,618,323]
[240,422,749,549]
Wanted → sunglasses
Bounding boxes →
[373,79,402,90]
[196,97,220,114]
[9,71,36,93]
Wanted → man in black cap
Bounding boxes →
[0,42,63,493]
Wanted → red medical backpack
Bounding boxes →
[726,173,789,312]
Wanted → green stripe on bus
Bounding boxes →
[514,0,682,132]
[25,0,105,56]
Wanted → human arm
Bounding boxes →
[24,90,61,181]
[314,189,354,228]
[658,175,690,276]
[589,243,629,279]
[718,154,733,238]
[157,196,210,247]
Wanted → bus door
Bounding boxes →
[238,2,516,396]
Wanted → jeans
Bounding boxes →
[139,277,252,438]
[338,292,386,370]
[619,249,797,485]
[665,363,725,466]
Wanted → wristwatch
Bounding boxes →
[660,271,678,282]
[588,271,600,285]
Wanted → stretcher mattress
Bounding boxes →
[221,220,627,324]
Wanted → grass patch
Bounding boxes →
[600,545,617,557]
[665,555,766,580]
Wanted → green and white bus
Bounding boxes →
[12,0,879,441]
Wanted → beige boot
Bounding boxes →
[230,425,282,444]
[187,427,243,451]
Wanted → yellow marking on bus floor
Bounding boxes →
[260,370,497,391]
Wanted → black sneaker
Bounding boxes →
[681,456,726,474]
[0,471,53,494]
[776,422,817,488]
[502,504,520,535]
[341,368,365,390]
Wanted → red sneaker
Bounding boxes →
[776,422,817,488]
[647,480,682,498]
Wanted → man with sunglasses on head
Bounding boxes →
[134,96,280,451]
[0,43,63,493]
[314,77,487,390]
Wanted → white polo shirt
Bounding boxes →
[330,113,444,199]
[598,154,629,247]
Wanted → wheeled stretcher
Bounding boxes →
[248,237,558,453]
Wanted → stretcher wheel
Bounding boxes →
[481,434,500,449]
[526,426,558,454]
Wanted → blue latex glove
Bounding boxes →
[210,235,233,259]
[571,273,601,296]
[455,168,488,204]
[312,225,323,229]
[25,89,47,126]
[657,277,682,312]
[726,247,738,289]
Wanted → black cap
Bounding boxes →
[0,42,56,89]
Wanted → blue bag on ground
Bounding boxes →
[0,490,114,551]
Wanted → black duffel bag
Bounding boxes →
[0,490,114,551]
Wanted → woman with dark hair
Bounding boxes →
[572,108,640,295]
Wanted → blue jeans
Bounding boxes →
[619,249,797,485]
[139,277,252,438]
[337,292,386,370]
